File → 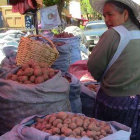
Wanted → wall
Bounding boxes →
[69,0,81,19]
[0,5,25,28]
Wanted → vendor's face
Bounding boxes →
[103,3,128,28]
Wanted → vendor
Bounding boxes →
[87,0,140,139]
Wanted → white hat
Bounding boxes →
[90,0,140,20]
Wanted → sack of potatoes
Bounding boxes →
[30,112,113,140]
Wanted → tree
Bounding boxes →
[80,0,103,21]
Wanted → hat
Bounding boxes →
[90,0,140,20]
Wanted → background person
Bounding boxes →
[87,0,140,139]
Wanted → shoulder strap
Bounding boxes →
[102,25,140,79]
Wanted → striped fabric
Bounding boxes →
[94,88,140,140]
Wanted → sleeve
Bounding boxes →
[87,28,120,81]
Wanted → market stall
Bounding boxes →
[0,0,133,140]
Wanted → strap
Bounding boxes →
[102,25,140,79]
[129,30,140,39]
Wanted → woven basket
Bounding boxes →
[16,35,59,66]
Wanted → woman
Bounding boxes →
[87,0,140,139]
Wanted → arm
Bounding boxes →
[87,29,120,82]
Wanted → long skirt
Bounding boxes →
[94,88,140,140]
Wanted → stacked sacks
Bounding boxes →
[52,32,81,72]
[80,82,100,117]
[62,72,82,113]
[0,60,71,135]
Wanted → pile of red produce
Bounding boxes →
[6,60,58,84]
[31,112,113,140]
[54,32,74,38]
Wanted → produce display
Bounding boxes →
[6,60,58,84]
[54,32,74,38]
[31,112,113,140]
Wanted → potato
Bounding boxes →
[28,60,38,68]
[75,118,83,127]
[53,119,62,126]
[43,73,49,81]
[35,76,44,84]
[57,123,63,129]
[71,117,78,123]
[99,121,107,127]
[67,114,73,119]
[34,68,42,76]
[36,118,44,123]
[69,123,77,130]
[21,76,28,82]
[61,126,68,133]
[44,115,51,122]
[81,131,87,136]
[49,116,56,124]
[83,120,90,130]
[46,124,51,129]
[16,69,23,76]
[35,122,42,130]
[52,127,60,134]
[57,112,67,120]
[24,68,34,76]
[22,64,29,70]
[103,125,112,134]
[41,68,48,74]
[96,131,101,136]
[86,130,94,138]
[63,123,69,128]
[63,128,72,136]
[30,75,36,83]
[48,68,55,78]
[41,122,47,129]
[64,118,71,124]
[100,129,107,136]
[73,128,81,136]
[88,122,97,131]
[99,135,104,139]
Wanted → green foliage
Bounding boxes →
[81,0,93,15]
[43,0,60,6]
[80,25,85,30]
[80,0,103,20]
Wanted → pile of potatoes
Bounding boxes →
[31,112,113,140]
[6,60,58,84]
